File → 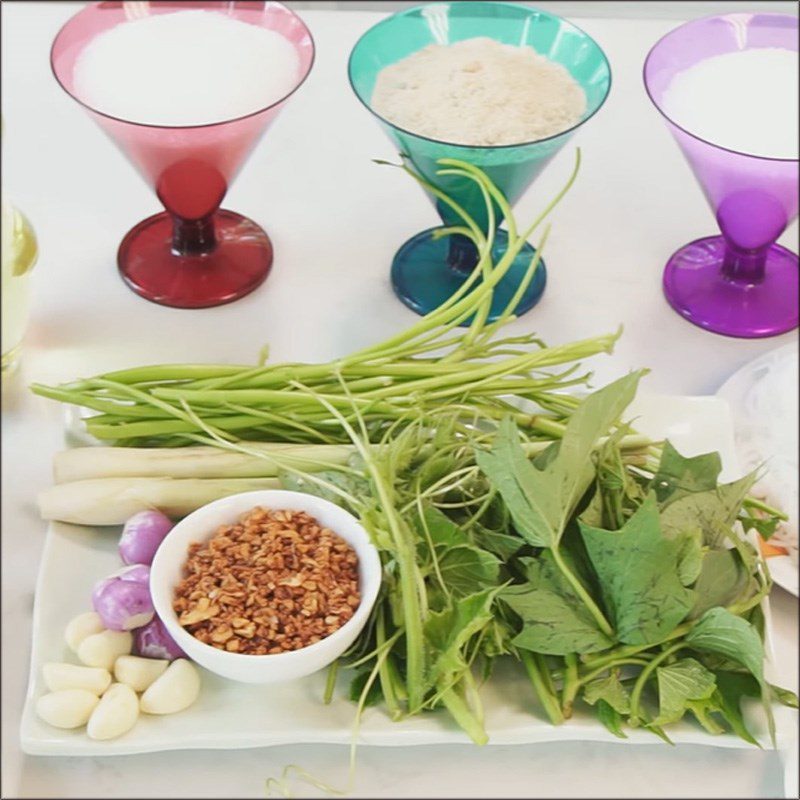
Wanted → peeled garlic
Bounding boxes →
[87,683,139,741]
[140,659,200,715]
[36,689,98,729]
[42,663,111,696]
[77,630,132,670]
[114,655,168,693]
[64,612,104,653]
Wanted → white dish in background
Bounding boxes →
[716,342,799,598]
[21,394,793,757]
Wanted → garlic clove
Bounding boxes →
[42,662,111,696]
[64,612,104,653]
[36,689,99,729]
[86,683,139,741]
[77,630,132,670]
[140,659,200,715]
[114,655,168,693]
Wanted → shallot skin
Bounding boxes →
[119,510,174,566]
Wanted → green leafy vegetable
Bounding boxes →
[690,550,752,619]
[653,658,716,725]
[595,699,628,739]
[685,607,765,685]
[653,442,722,505]
[579,494,695,646]
[583,670,631,714]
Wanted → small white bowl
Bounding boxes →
[150,490,382,684]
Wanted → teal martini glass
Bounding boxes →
[348,1,611,321]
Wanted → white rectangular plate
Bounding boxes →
[20,395,792,756]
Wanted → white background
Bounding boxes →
[2,1,798,797]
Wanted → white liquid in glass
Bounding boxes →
[662,48,798,159]
[73,10,301,127]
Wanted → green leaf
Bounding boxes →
[739,513,780,541]
[685,607,764,685]
[416,505,469,549]
[686,698,726,735]
[476,373,643,549]
[437,545,500,598]
[474,419,563,549]
[713,671,761,746]
[471,522,523,560]
[579,486,605,528]
[652,441,722,505]
[595,699,628,739]
[690,550,752,619]
[583,670,631,714]
[348,669,382,706]
[675,528,703,586]
[769,683,799,708]
[424,588,497,686]
[506,588,614,655]
[579,494,695,645]
[503,554,614,655]
[659,473,757,547]
[653,658,716,725]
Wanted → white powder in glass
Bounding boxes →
[73,10,301,127]
[370,37,587,147]
[661,48,799,160]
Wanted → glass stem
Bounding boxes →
[172,214,216,257]
[447,233,480,275]
[721,242,767,285]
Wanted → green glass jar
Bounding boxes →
[2,197,38,374]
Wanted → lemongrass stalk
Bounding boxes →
[38,476,282,526]
[52,442,356,483]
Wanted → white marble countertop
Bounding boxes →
[2,2,798,797]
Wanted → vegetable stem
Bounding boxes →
[521,651,564,725]
[551,547,615,638]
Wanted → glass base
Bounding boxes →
[663,236,799,338]
[1,342,22,375]
[118,210,273,309]
[390,227,547,324]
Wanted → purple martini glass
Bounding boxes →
[644,13,798,338]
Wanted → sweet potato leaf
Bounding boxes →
[685,698,726,735]
[416,505,469,549]
[653,658,716,725]
[675,528,703,586]
[471,523,523,560]
[652,442,722,505]
[584,670,630,714]
[595,699,627,739]
[686,607,764,684]
[475,373,642,549]
[713,671,761,746]
[579,494,695,645]
[437,545,500,597]
[659,473,757,547]
[502,555,613,655]
[689,550,753,619]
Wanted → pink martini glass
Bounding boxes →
[51,1,315,308]
[644,13,798,338]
